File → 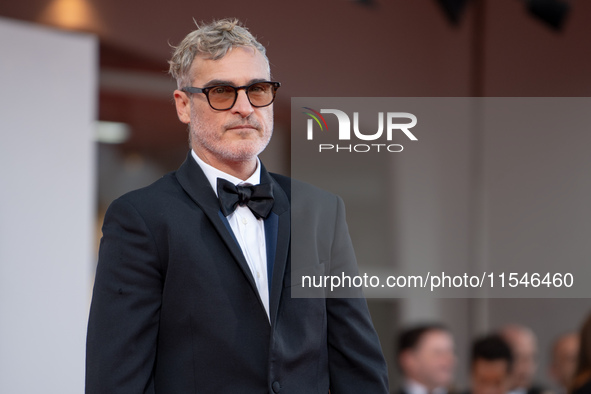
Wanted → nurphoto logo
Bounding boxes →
[302,107,418,153]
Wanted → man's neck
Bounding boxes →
[193,148,257,181]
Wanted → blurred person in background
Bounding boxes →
[500,324,546,394]
[469,334,514,394]
[396,323,457,394]
[571,313,591,394]
[549,332,579,394]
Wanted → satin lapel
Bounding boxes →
[260,164,290,326]
[175,152,262,305]
[264,213,278,295]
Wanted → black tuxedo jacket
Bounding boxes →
[86,152,389,393]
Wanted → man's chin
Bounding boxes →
[218,146,266,162]
[229,140,269,158]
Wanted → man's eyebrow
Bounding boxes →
[246,78,270,85]
[202,79,233,87]
[202,78,270,87]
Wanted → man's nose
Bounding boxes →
[231,89,254,118]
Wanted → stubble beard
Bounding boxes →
[189,109,273,163]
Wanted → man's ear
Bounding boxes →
[174,90,191,124]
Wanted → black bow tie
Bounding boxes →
[216,178,274,220]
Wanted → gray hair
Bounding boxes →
[168,18,269,89]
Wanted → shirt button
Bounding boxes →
[272,381,281,393]
[242,217,248,225]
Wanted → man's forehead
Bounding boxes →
[418,330,452,346]
[189,46,270,84]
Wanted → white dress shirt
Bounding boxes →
[404,379,448,394]
[191,150,270,321]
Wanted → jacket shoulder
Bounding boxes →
[270,173,340,206]
[107,171,185,211]
[117,171,180,201]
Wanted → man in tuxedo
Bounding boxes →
[85,18,389,393]
[395,323,456,394]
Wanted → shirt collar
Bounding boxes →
[404,379,448,394]
[191,149,261,197]
[405,379,429,394]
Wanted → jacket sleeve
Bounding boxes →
[326,196,390,394]
[86,197,163,394]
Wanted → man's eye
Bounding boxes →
[212,87,229,94]
[249,84,269,93]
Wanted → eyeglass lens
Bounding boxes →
[208,83,275,109]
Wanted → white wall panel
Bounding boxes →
[0,17,97,394]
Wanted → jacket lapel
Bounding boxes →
[175,152,290,326]
[261,168,290,326]
[174,153,262,305]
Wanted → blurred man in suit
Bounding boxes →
[549,332,580,394]
[86,18,389,394]
[396,323,457,394]
[500,325,546,394]
[470,334,514,394]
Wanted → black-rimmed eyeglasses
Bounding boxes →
[181,81,281,111]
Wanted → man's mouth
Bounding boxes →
[227,124,258,132]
